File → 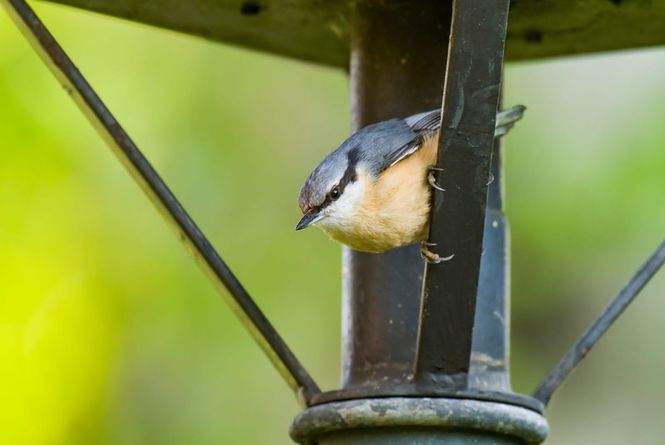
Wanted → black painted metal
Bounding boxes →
[0,0,320,404]
[313,139,544,412]
[330,0,543,419]
[414,0,512,387]
[42,0,665,67]
[534,239,665,405]
[342,0,452,389]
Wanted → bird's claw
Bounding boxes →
[420,241,455,264]
[427,166,446,192]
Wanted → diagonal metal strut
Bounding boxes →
[0,0,320,405]
[534,239,665,405]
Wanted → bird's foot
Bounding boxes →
[420,241,455,264]
[427,166,445,192]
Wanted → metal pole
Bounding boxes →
[341,0,452,391]
[291,1,548,443]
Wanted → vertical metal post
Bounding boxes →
[341,0,452,390]
[414,0,512,389]
[291,1,547,444]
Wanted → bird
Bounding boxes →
[296,105,525,261]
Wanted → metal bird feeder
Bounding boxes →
[2,0,665,444]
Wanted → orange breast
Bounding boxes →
[324,133,439,252]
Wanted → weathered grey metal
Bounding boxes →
[290,398,548,445]
[44,0,665,67]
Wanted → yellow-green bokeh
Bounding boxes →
[1,3,664,444]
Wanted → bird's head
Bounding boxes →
[296,145,366,233]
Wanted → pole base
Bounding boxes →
[290,397,548,445]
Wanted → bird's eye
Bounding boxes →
[330,187,340,200]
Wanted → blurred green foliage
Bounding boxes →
[0,3,664,444]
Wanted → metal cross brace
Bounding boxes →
[534,239,665,405]
[0,0,321,405]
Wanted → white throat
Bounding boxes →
[315,178,366,232]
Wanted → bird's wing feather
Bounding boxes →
[382,138,423,169]
[404,109,441,132]
[379,110,440,170]
[372,105,526,173]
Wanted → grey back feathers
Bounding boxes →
[298,119,422,212]
[298,105,525,212]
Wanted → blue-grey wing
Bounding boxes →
[357,105,525,175]
[375,110,441,171]
[404,109,441,133]
[350,118,429,176]
[380,138,423,170]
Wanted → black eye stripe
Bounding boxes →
[317,147,360,211]
[336,147,359,192]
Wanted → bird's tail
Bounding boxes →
[494,105,526,138]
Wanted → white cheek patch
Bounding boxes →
[317,177,367,231]
[332,181,364,217]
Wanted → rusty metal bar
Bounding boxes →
[0,0,320,404]
[534,239,665,405]
[414,0,512,387]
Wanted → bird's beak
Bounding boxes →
[296,211,323,231]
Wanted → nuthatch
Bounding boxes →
[296,106,525,259]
